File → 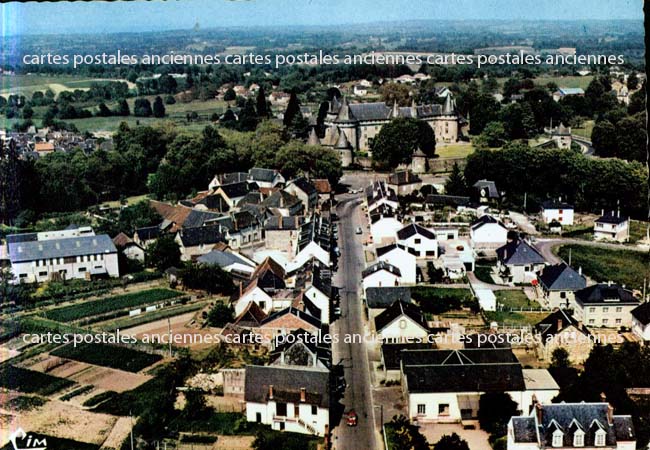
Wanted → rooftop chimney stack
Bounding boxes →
[300,387,306,402]
[269,385,274,400]
[535,403,543,424]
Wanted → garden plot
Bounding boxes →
[123,311,220,350]
[25,355,152,393]
[0,393,117,447]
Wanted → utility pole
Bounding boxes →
[568,248,572,266]
[523,192,527,211]
[130,411,134,450]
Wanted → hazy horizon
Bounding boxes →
[1,0,644,36]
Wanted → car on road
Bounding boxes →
[355,226,363,234]
[346,410,358,427]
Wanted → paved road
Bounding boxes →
[534,237,649,265]
[331,195,379,450]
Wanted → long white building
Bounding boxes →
[6,228,119,284]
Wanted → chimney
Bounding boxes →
[280,351,285,365]
[239,281,243,297]
[269,385,274,400]
[313,352,318,367]
[557,318,563,332]
[530,394,538,414]
[601,209,605,216]
[300,387,306,402]
[578,266,582,276]
[600,392,607,403]
[535,403,543,424]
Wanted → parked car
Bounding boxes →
[346,410,358,427]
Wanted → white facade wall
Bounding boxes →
[362,270,401,293]
[398,234,438,259]
[246,400,328,436]
[292,242,330,270]
[632,318,650,341]
[470,224,508,251]
[370,218,403,243]
[12,252,119,284]
[594,221,629,242]
[378,249,417,284]
[234,287,273,316]
[542,208,574,226]
[304,285,330,325]
[377,316,428,342]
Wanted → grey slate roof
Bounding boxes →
[470,215,506,231]
[218,182,251,200]
[388,170,421,186]
[511,417,537,443]
[177,225,224,247]
[631,302,650,326]
[402,348,525,393]
[538,263,586,291]
[197,250,253,269]
[264,216,304,231]
[261,190,301,209]
[473,179,499,198]
[425,194,471,207]
[244,365,330,408]
[497,239,546,265]
[575,284,639,305]
[596,214,628,225]
[535,309,592,341]
[289,177,317,196]
[375,300,428,333]
[381,342,431,370]
[542,200,574,210]
[6,233,37,244]
[249,167,280,183]
[366,287,412,308]
[362,260,402,279]
[8,234,117,263]
[396,223,436,241]
[182,209,222,228]
[135,226,161,241]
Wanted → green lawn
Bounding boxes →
[571,120,594,140]
[495,290,541,309]
[0,74,134,97]
[485,311,549,326]
[474,265,495,284]
[534,75,594,90]
[0,365,75,396]
[436,142,475,159]
[557,244,650,291]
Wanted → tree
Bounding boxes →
[371,118,436,170]
[181,263,234,295]
[550,347,571,369]
[283,90,301,127]
[627,72,639,90]
[97,102,112,117]
[256,86,269,118]
[478,121,507,148]
[115,99,130,116]
[182,390,212,420]
[207,301,235,327]
[238,97,259,132]
[21,104,34,119]
[379,82,411,106]
[152,96,166,118]
[387,415,429,450]
[133,98,153,117]
[146,235,180,271]
[617,114,647,162]
[433,433,470,450]
[500,102,537,139]
[164,95,176,105]
[117,200,162,235]
[223,87,236,102]
[445,162,467,196]
[478,393,518,436]
[591,119,617,158]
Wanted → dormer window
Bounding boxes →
[573,430,584,447]
[595,429,606,447]
[552,430,563,447]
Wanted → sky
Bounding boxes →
[1,0,644,36]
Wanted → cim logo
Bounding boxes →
[9,429,47,450]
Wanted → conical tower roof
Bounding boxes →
[391,100,400,118]
[413,146,426,157]
[442,93,455,115]
[335,129,351,149]
[307,127,321,146]
[335,96,355,122]
[328,96,341,114]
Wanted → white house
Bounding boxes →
[541,199,574,226]
[370,205,402,244]
[376,243,417,284]
[197,250,256,277]
[374,300,429,343]
[248,167,285,189]
[285,177,318,211]
[365,181,399,214]
[362,261,402,293]
[7,231,119,284]
[508,402,636,450]
[112,233,145,262]
[303,264,332,324]
[594,213,630,242]
[396,223,438,259]
[536,263,586,309]
[496,239,547,284]
[290,215,332,270]
[571,283,641,328]
[631,302,650,341]
[353,85,368,96]
[401,348,559,423]
[470,215,508,253]
[245,365,330,436]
